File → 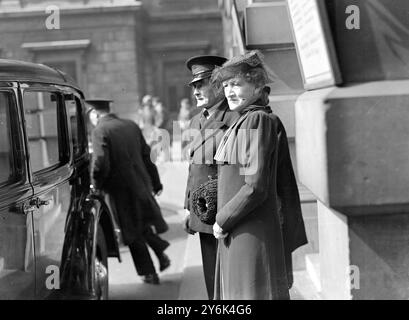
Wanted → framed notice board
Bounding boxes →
[231,0,246,55]
[287,0,342,90]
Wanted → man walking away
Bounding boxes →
[89,98,170,285]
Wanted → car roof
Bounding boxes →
[0,59,82,93]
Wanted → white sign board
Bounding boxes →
[287,0,341,89]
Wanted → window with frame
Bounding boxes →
[64,95,86,158]
[0,92,19,184]
[23,91,64,172]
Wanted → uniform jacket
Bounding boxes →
[184,99,239,233]
[91,114,166,244]
[214,105,307,299]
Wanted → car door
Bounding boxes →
[0,82,36,299]
[20,84,73,299]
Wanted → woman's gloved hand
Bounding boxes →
[213,222,228,239]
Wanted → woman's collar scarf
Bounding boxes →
[214,103,271,164]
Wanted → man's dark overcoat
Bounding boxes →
[91,114,165,245]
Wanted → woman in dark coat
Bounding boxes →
[211,51,306,299]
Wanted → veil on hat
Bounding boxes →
[211,50,279,88]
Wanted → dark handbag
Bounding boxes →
[191,175,218,225]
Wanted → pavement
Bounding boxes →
[108,207,188,300]
[108,156,321,300]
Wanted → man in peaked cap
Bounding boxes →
[186,55,227,85]
[182,55,239,299]
[88,98,171,286]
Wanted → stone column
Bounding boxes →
[290,0,409,299]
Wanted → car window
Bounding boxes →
[65,95,86,158]
[23,91,63,172]
[0,92,18,184]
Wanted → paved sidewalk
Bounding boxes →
[108,207,188,300]
[178,229,208,299]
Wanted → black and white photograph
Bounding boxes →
[0,0,408,307]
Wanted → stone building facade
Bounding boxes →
[142,0,224,113]
[0,0,223,118]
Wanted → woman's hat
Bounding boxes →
[211,50,278,86]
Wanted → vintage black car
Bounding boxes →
[0,59,121,299]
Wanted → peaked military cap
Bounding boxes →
[85,98,113,111]
[185,55,227,85]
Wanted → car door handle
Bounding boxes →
[29,197,50,208]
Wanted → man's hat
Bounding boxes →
[85,98,113,110]
[185,55,227,85]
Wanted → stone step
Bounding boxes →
[305,253,321,293]
[290,268,322,300]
